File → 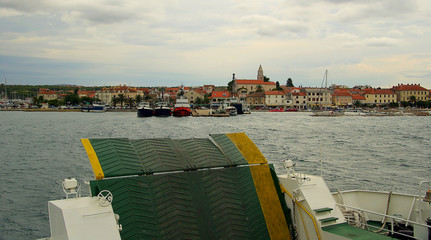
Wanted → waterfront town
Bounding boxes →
[1,66,430,110]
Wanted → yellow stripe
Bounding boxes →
[249,164,291,240]
[81,139,104,180]
[226,133,267,164]
[280,184,322,240]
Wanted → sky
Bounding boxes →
[1,0,431,88]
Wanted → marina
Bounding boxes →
[0,111,430,239]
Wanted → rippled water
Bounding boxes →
[0,111,430,239]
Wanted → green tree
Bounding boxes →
[80,96,93,105]
[416,100,426,108]
[127,97,134,109]
[118,94,125,107]
[275,81,283,91]
[400,101,409,108]
[388,102,399,108]
[47,99,60,107]
[135,95,142,105]
[353,100,361,108]
[408,95,416,106]
[203,94,210,104]
[263,76,270,82]
[112,97,119,107]
[195,97,203,105]
[286,78,294,87]
[64,93,80,105]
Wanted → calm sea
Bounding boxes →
[0,111,430,239]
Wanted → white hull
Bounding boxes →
[278,166,431,240]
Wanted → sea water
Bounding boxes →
[0,111,430,239]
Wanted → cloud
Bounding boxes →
[0,0,430,88]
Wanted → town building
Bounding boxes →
[304,88,332,108]
[289,92,307,109]
[184,89,206,104]
[96,85,142,105]
[37,89,58,101]
[392,84,429,102]
[265,91,287,107]
[362,88,396,105]
[232,65,276,100]
[209,91,231,102]
[332,91,353,107]
[246,92,265,107]
[352,94,366,105]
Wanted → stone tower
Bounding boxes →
[257,65,264,81]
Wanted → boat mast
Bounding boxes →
[3,72,7,100]
[318,70,328,110]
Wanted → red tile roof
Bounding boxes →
[392,84,428,91]
[362,88,395,95]
[211,91,230,98]
[265,91,284,95]
[281,87,300,93]
[352,94,366,100]
[333,91,352,97]
[235,79,276,85]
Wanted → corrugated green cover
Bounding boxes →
[89,136,248,177]
[210,134,249,165]
[90,166,271,240]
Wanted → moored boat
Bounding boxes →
[173,96,191,117]
[137,102,154,117]
[81,103,106,112]
[154,102,172,117]
[42,133,431,240]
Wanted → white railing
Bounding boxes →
[337,203,430,240]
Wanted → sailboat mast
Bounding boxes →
[3,73,7,100]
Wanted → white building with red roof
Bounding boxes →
[209,91,231,102]
[265,91,287,107]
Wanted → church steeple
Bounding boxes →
[257,65,264,81]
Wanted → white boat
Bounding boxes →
[41,133,431,240]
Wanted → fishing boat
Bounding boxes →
[81,103,106,113]
[137,102,154,117]
[41,133,431,240]
[154,102,172,117]
[173,90,191,117]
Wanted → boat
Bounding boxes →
[173,90,192,117]
[226,105,237,116]
[154,102,172,117]
[81,103,106,112]
[229,97,250,114]
[285,108,299,112]
[312,108,345,117]
[137,102,154,117]
[269,107,285,112]
[42,133,431,240]
[312,70,345,117]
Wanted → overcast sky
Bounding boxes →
[1,0,431,88]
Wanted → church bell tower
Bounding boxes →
[257,65,264,81]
